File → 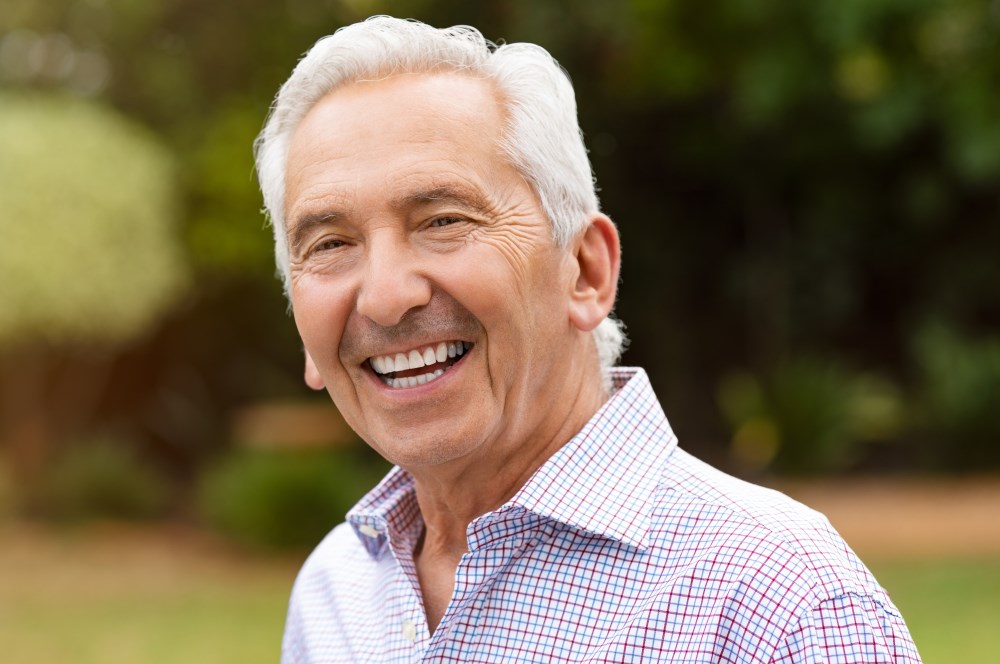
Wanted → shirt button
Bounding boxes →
[401,619,416,643]
[358,524,380,538]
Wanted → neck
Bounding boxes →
[407,348,609,633]
[410,362,609,554]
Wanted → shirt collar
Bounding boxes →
[347,465,419,559]
[507,367,676,549]
[347,367,676,556]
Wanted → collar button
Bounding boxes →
[401,619,417,643]
[358,524,381,538]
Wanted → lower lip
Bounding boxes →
[367,349,470,396]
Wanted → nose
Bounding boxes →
[356,232,432,327]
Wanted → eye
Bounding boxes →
[429,216,463,228]
[311,237,346,254]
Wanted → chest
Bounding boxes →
[306,525,807,663]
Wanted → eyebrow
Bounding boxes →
[287,211,341,256]
[393,185,493,216]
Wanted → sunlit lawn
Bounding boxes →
[0,522,298,664]
[870,557,1000,664]
[7,586,291,664]
[2,522,997,663]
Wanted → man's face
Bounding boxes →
[284,72,588,471]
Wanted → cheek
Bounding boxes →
[455,249,570,360]
[449,242,539,304]
[291,280,353,370]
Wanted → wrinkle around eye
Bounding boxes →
[292,237,360,277]
[419,215,481,249]
[478,214,553,277]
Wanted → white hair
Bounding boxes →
[254,16,626,378]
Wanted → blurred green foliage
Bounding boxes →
[29,437,172,521]
[0,0,998,485]
[718,359,906,474]
[913,325,1000,469]
[0,93,186,344]
[198,448,390,549]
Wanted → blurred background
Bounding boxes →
[1,0,997,661]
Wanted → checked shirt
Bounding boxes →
[281,367,921,663]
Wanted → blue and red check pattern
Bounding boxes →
[282,368,921,662]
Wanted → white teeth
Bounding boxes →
[394,353,407,372]
[370,341,472,378]
[382,366,447,389]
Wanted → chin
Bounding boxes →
[369,429,482,470]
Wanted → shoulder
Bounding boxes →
[282,523,383,661]
[652,447,896,612]
[290,522,377,603]
[636,448,919,658]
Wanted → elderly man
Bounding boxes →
[255,16,920,663]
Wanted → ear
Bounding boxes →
[568,213,620,332]
[304,350,325,390]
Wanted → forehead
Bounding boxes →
[283,73,508,220]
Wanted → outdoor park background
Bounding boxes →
[1,0,998,661]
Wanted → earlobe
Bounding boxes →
[568,213,621,332]
[304,350,325,390]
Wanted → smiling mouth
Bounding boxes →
[368,341,472,389]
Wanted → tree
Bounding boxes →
[0,93,188,484]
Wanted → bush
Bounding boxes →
[912,326,1000,470]
[718,358,905,475]
[30,438,171,521]
[199,447,390,550]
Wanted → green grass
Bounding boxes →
[4,577,293,664]
[870,557,1000,663]
[0,522,299,664]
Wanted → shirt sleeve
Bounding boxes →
[770,592,922,663]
